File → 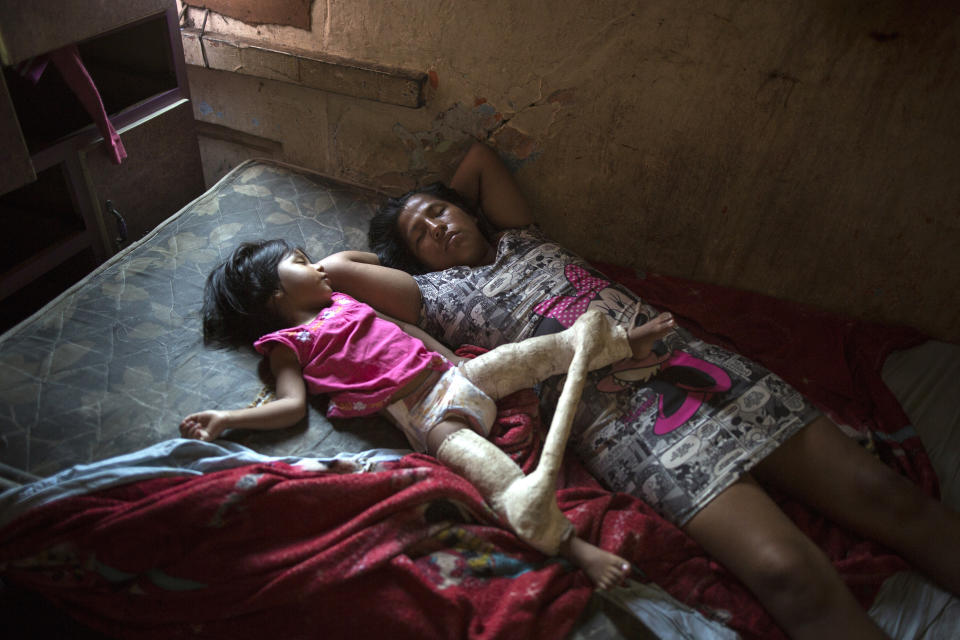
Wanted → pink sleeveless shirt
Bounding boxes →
[254,292,450,418]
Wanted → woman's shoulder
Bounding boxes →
[499,222,544,238]
[493,223,545,250]
[497,223,581,260]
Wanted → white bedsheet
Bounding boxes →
[883,340,960,510]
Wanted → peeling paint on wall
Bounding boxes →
[391,91,571,176]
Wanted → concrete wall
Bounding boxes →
[180,0,960,343]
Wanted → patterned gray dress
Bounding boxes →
[414,226,820,525]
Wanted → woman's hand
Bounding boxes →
[180,410,231,442]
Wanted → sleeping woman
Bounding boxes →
[320,141,960,639]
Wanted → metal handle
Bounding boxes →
[105,199,128,250]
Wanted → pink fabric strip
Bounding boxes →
[44,45,127,164]
[16,56,49,84]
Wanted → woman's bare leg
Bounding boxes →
[683,476,887,639]
[753,415,960,595]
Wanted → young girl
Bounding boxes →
[181,238,676,589]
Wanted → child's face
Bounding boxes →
[275,250,334,312]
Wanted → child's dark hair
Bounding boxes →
[367,182,481,274]
[202,239,303,349]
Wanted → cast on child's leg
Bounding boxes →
[435,310,643,581]
[436,427,629,587]
[437,314,600,554]
[451,309,623,555]
[435,427,574,555]
[458,309,632,401]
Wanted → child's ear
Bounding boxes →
[268,289,285,311]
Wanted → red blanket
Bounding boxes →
[0,267,931,640]
[0,424,589,640]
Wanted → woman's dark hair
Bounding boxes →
[367,182,480,274]
[202,238,303,349]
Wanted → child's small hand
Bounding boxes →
[179,410,230,441]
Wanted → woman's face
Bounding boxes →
[397,194,495,271]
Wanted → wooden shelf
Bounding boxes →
[0,3,203,330]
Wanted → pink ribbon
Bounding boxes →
[19,45,127,164]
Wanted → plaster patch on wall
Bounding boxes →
[492,126,541,171]
[198,101,225,118]
[390,102,501,173]
[392,93,569,176]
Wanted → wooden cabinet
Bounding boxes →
[82,101,204,245]
[0,2,204,331]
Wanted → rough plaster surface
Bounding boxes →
[185,0,313,29]
[180,0,960,342]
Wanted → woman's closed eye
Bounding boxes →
[413,223,427,249]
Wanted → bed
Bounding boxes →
[1,159,957,639]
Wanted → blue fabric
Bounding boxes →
[0,439,408,528]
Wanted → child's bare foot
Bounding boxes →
[562,536,631,590]
[627,312,675,360]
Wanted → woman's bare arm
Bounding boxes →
[320,251,422,324]
[450,142,534,230]
[319,144,528,320]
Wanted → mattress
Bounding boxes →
[0,160,409,480]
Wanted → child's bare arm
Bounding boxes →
[179,346,308,441]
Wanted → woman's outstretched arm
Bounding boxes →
[320,251,422,324]
[450,142,534,230]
